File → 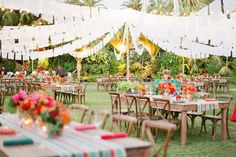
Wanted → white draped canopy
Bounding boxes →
[0,0,235,60]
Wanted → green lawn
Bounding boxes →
[4,83,236,157]
[85,83,236,157]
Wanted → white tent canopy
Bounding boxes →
[0,0,236,60]
[193,0,236,16]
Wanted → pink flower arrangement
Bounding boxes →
[13,90,28,105]
[12,90,71,135]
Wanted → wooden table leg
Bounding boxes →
[52,89,56,100]
[221,108,227,140]
[181,111,187,146]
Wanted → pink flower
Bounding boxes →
[45,95,53,108]
[12,90,28,105]
[18,90,28,100]
[31,93,40,103]
[13,94,19,105]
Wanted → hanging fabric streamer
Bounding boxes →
[114,48,122,60]
[129,23,144,55]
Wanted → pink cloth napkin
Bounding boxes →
[205,98,216,102]
[0,128,16,135]
[74,124,97,131]
[101,133,128,140]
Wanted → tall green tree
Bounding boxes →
[147,0,213,15]
[67,0,104,17]
[147,0,172,13]
[121,0,143,11]
[1,10,19,26]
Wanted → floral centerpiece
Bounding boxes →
[176,73,185,83]
[12,90,70,137]
[37,101,70,138]
[162,69,172,80]
[13,90,33,126]
[15,72,25,79]
[182,85,197,100]
[137,85,149,95]
[156,82,176,95]
[52,75,61,85]
[37,66,45,73]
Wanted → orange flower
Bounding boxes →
[182,85,196,95]
[60,109,71,125]
[156,82,176,94]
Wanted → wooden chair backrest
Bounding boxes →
[69,104,89,123]
[152,98,171,120]
[0,90,6,113]
[109,92,121,114]
[141,120,176,157]
[214,95,233,116]
[88,109,110,129]
[135,95,151,119]
[110,114,137,135]
[124,94,136,116]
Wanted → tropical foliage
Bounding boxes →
[0,0,236,84]
[0,9,41,26]
[121,0,143,11]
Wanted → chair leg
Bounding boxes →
[200,118,207,135]
[136,120,142,137]
[227,120,230,139]
[190,116,196,134]
[212,121,217,141]
[211,122,215,140]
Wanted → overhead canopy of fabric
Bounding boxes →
[193,0,236,16]
[0,0,236,60]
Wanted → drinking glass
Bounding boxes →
[92,113,102,128]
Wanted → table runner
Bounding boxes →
[0,114,126,157]
[195,101,219,113]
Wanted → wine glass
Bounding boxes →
[92,113,102,128]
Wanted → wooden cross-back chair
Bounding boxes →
[88,109,110,129]
[80,82,88,104]
[109,92,128,115]
[141,120,176,157]
[200,95,232,140]
[0,89,6,113]
[152,98,180,126]
[134,95,151,136]
[69,104,89,123]
[187,92,209,134]
[109,114,137,135]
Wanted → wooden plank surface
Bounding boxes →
[0,134,57,157]
[0,117,151,157]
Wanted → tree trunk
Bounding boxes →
[77,58,82,80]
[221,0,224,14]
[173,0,180,16]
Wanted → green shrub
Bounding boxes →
[87,75,99,82]
[116,81,139,92]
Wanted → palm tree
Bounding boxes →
[147,0,173,14]
[19,11,35,26]
[147,0,211,16]
[1,10,19,26]
[121,0,143,11]
[67,0,105,17]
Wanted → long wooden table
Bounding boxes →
[0,114,151,157]
[118,94,228,146]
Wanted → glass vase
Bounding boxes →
[17,110,34,127]
[36,120,63,138]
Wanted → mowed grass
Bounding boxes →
[85,83,236,157]
[4,83,236,157]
